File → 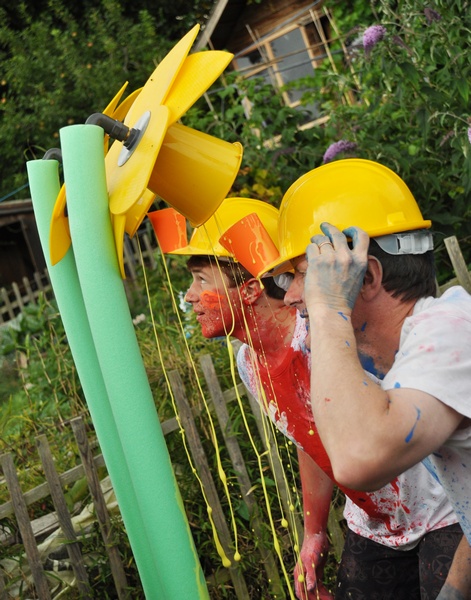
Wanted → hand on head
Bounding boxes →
[304,222,369,316]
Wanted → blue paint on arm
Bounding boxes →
[405,406,421,443]
[338,311,348,321]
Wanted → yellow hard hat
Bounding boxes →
[169,197,279,258]
[263,158,432,275]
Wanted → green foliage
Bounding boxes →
[0,0,172,197]
[184,0,471,281]
[299,0,471,281]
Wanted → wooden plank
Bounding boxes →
[160,383,248,436]
[0,454,106,520]
[167,369,250,600]
[141,232,157,269]
[0,564,7,600]
[199,354,286,597]
[36,435,93,599]
[444,236,471,293]
[70,417,130,600]
[22,276,36,304]
[34,270,45,293]
[0,452,52,599]
[11,282,23,311]
[123,237,137,281]
[0,288,15,321]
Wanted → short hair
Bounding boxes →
[368,239,437,302]
[186,255,285,300]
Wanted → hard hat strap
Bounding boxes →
[374,231,434,255]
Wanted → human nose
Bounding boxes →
[284,278,303,307]
[184,282,198,303]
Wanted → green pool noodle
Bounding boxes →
[26,158,164,596]
[59,123,209,599]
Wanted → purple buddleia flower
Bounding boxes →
[322,140,358,164]
[424,8,442,24]
[363,25,386,57]
[467,127,471,145]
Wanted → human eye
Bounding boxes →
[273,273,294,292]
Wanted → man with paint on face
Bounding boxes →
[262,158,471,599]
[162,197,334,599]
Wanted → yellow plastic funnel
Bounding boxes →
[149,123,243,227]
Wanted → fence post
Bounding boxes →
[444,236,471,293]
[0,289,15,322]
[70,417,131,600]
[36,435,93,599]
[199,353,287,597]
[22,276,36,305]
[167,369,251,600]
[0,453,52,599]
[0,561,7,600]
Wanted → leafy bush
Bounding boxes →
[183,0,471,283]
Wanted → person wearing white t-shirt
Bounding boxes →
[261,158,471,599]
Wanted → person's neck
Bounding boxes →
[354,293,416,377]
[235,300,297,371]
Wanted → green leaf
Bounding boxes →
[455,78,469,103]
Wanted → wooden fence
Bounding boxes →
[0,231,158,324]
[0,349,326,599]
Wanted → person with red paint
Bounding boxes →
[260,158,470,599]
[162,197,333,599]
[156,196,461,600]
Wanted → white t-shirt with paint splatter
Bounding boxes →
[237,312,458,550]
[382,285,471,542]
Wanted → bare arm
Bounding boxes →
[295,448,334,600]
[304,223,463,490]
[437,536,471,599]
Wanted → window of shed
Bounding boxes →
[234,21,326,120]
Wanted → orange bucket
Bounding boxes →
[219,212,280,278]
[147,208,188,253]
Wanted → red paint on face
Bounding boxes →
[200,290,226,310]
[195,290,236,338]
[185,264,240,338]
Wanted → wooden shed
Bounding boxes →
[0,199,45,289]
[195,0,333,118]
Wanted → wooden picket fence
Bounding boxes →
[0,232,157,324]
[0,348,331,599]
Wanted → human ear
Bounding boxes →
[240,279,264,305]
[360,256,383,301]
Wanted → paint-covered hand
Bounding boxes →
[294,532,333,600]
[305,223,369,315]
